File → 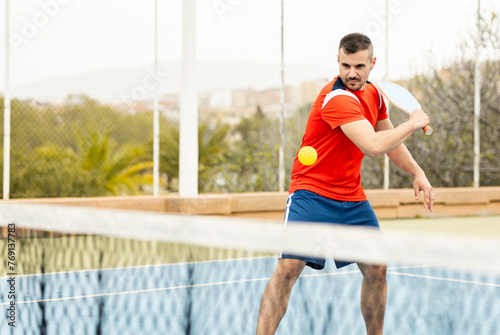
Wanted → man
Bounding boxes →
[256,33,435,335]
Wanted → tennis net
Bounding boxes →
[1,203,499,334]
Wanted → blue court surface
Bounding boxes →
[1,255,499,335]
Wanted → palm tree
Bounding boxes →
[78,130,153,195]
[150,121,230,193]
[10,130,152,198]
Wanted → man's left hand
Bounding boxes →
[413,175,435,212]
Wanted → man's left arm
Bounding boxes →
[375,118,435,212]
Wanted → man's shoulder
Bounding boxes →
[363,81,384,107]
[364,81,382,97]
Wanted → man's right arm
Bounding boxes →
[340,109,429,158]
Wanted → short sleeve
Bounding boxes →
[320,90,365,129]
[377,89,388,121]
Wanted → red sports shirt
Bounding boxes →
[289,76,388,201]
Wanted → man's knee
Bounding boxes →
[274,258,306,282]
[359,264,387,284]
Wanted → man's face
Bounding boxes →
[337,48,376,91]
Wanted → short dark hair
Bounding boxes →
[339,33,373,58]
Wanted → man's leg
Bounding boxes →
[256,258,306,335]
[357,263,387,335]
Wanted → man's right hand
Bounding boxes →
[409,109,430,130]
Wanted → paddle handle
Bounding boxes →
[423,125,433,135]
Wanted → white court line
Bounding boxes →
[0,269,362,306]
[387,271,500,288]
[0,276,271,306]
[4,263,498,307]
[301,270,360,278]
[0,255,276,279]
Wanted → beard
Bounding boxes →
[344,77,363,91]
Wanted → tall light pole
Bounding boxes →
[383,0,390,191]
[473,0,481,189]
[279,0,286,192]
[179,0,198,197]
[3,0,11,200]
[153,0,160,196]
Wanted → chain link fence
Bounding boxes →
[0,0,499,198]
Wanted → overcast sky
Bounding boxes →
[0,0,499,91]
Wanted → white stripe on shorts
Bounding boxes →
[279,192,295,258]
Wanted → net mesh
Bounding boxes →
[1,203,500,334]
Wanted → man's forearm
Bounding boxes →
[387,142,435,211]
[386,143,425,178]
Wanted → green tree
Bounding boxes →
[149,121,230,193]
[198,122,230,193]
[79,130,153,195]
[218,107,280,192]
[8,130,152,198]
[9,145,98,198]
[156,124,180,191]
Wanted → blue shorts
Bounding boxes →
[280,190,380,270]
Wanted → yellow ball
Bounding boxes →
[298,146,317,166]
